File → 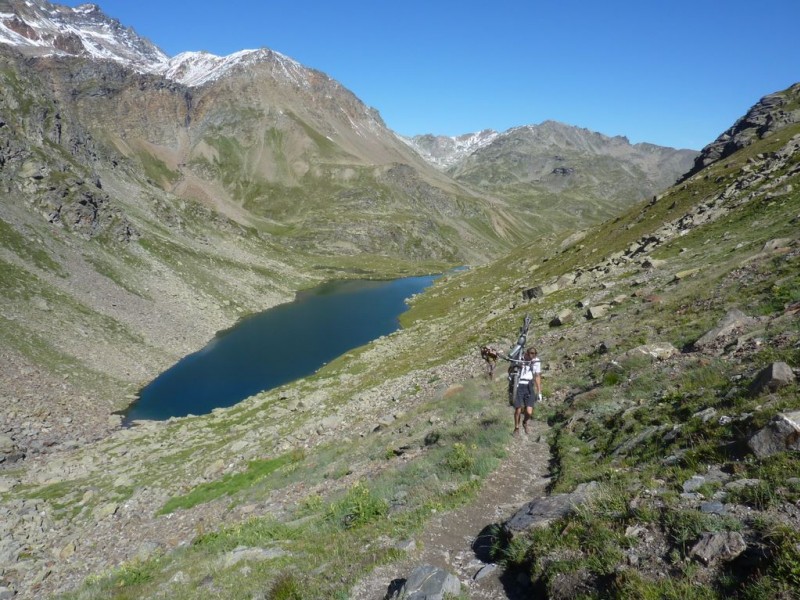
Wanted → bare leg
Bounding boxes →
[513,407,522,433]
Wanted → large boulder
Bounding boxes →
[522,283,559,301]
[748,411,800,458]
[0,434,23,464]
[748,362,796,396]
[586,305,610,320]
[693,309,756,351]
[549,309,574,327]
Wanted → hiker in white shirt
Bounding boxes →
[512,347,542,435]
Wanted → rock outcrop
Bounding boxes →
[680,82,800,180]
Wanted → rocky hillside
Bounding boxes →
[0,81,797,599]
[409,121,698,234]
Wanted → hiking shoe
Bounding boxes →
[523,422,530,434]
[513,427,520,436]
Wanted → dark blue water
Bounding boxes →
[122,274,437,422]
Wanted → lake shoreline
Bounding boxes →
[121,274,440,422]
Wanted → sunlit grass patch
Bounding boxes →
[158,449,305,514]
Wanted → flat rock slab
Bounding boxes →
[623,343,679,361]
[504,481,599,536]
[392,564,460,600]
[220,545,286,568]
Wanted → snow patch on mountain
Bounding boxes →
[402,130,499,169]
[0,0,395,147]
[162,49,259,87]
[160,48,313,88]
[0,0,168,70]
[0,0,328,90]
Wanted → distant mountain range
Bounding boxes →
[406,123,698,232]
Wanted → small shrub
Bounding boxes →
[661,507,741,555]
[300,494,323,514]
[613,569,719,599]
[268,572,303,600]
[498,533,532,567]
[443,442,475,474]
[726,480,780,511]
[603,369,624,386]
[158,449,305,514]
[763,523,800,588]
[328,481,388,529]
[662,508,708,551]
[89,557,161,592]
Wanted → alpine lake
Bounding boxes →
[121,274,439,423]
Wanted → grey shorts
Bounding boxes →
[513,383,535,409]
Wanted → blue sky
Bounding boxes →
[64,0,799,150]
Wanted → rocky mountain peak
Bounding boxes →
[0,0,381,106]
[0,0,168,70]
[159,47,318,89]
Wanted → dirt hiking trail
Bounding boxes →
[351,419,552,599]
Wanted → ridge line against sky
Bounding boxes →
[61,0,800,151]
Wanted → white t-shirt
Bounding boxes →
[518,357,541,383]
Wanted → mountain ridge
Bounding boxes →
[0,0,167,69]
[420,120,699,237]
[406,120,698,172]
[680,82,800,181]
